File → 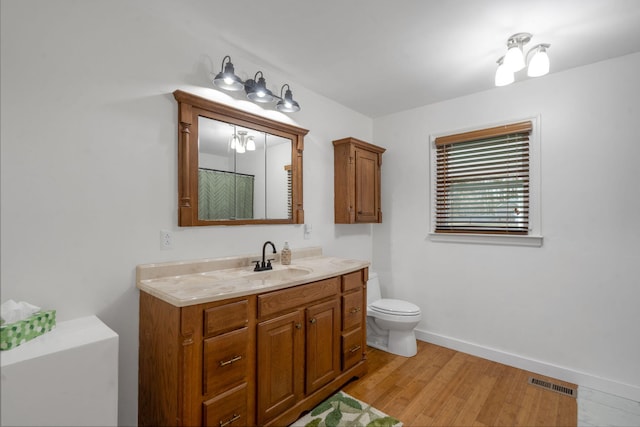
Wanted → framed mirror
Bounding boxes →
[173,90,308,226]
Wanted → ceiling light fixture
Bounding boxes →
[495,33,551,86]
[229,130,256,154]
[212,55,301,112]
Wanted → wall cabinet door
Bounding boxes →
[354,148,380,222]
[305,299,340,394]
[333,137,385,223]
[257,311,304,425]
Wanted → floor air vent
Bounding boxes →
[528,377,577,398]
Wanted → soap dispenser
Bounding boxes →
[281,242,291,265]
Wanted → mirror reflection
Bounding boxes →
[198,117,292,221]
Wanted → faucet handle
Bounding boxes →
[254,260,261,271]
[266,259,275,268]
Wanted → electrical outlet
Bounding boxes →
[160,230,173,250]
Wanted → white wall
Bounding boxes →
[372,52,640,401]
[0,2,373,425]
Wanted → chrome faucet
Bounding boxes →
[254,241,277,271]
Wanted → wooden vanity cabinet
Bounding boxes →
[138,294,256,427]
[333,137,386,223]
[139,268,368,427]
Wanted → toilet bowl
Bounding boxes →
[366,272,422,357]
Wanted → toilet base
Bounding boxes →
[366,318,418,357]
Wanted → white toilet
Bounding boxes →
[366,272,422,357]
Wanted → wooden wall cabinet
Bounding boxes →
[333,137,386,223]
[139,269,368,427]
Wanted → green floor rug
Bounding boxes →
[290,391,402,427]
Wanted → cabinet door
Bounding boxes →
[257,311,304,425]
[354,148,380,222]
[306,299,340,394]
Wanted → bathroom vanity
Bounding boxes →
[137,248,368,427]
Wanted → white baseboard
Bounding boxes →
[415,328,640,403]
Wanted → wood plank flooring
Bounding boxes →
[342,341,577,426]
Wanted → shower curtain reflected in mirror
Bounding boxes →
[198,168,254,220]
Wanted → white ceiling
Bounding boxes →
[170,0,640,118]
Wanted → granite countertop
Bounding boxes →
[136,247,369,307]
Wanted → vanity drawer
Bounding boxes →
[203,327,248,396]
[204,300,248,337]
[258,277,340,319]
[342,328,364,370]
[203,383,247,427]
[342,270,364,293]
[342,289,363,330]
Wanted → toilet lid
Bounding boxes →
[370,298,421,316]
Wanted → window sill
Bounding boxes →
[427,233,543,247]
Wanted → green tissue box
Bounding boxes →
[0,310,56,351]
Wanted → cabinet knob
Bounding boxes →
[309,318,317,324]
[349,344,361,353]
[350,307,361,314]
[295,323,302,329]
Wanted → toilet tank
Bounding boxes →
[367,272,382,305]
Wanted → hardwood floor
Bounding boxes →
[342,341,577,426]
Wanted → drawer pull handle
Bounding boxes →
[349,345,361,353]
[296,323,302,329]
[309,318,317,324]
[219,355,242,367]
[219,413,241,427]
[350,307,361,314]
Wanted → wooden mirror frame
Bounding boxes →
[173,90,308,226]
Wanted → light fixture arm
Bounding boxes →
[280,84,291,99]
[220,55,232,71]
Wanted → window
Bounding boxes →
[430,119,542,246]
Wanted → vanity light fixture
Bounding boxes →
[211,55,302,112]
[212,55,244,91]
[276,84,301,113]
[245,71,275,103]
[495,33,551,86]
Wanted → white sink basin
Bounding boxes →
[248,267,312,281]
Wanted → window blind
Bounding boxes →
[434,121,532,235]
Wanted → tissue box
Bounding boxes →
[1,310,56,351]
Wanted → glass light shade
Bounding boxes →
[527,48,550,77]
[504,45,525,72]
[495,63,514,87]
[229,134,239,150]
[236,141,246,153]
[246,136,256,151]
